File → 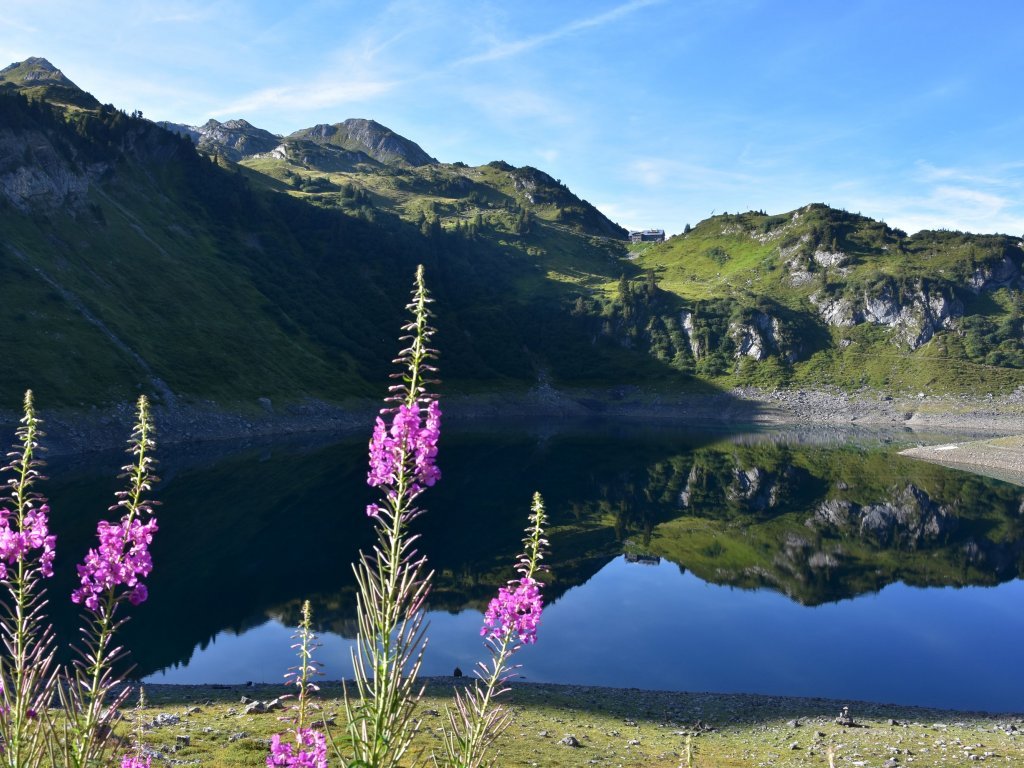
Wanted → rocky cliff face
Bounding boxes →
[811,278,974,350]
[680,310,701,358]
[728,311,802,363]
[0,127,102,211]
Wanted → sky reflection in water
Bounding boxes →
[148,556,1024,713]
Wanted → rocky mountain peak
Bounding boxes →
[160,117,281,162]
[0,57,99,109]
[287,118,437,167]
[1,57,78,88]
[222,118,259,131]
[1,57,74,88]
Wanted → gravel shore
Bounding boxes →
[10,385,1024,456]
[126,680,1024,767]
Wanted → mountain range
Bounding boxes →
[1,56,1022,410]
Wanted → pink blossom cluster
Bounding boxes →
[267,729,327,768]
[121,756,151,768]
[366,400,441,508]
[0,503,56,579]
[71,516,158,612]
[480,576,544,645]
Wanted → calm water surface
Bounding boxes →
[39,423,1024,713]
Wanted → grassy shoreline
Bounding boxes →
[125,679,1022,767]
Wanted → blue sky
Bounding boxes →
[4,0,1023,236]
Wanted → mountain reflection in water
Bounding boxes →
[36,423,1024,711]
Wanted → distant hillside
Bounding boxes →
[1,56,1023,410]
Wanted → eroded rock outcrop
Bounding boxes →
[680,310,702,359]
[810,280,962,350]
[728,311,801,362]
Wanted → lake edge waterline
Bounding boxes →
[39,424,1024,714]
[8,384,1024,457]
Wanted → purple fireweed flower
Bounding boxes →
[267,729,327,768]
[71,516,158,612]
[0,503,56,580]
[367,400,441,496]
[480,576,543,645]
[121,756,151,768]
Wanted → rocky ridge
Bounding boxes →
[159,118,281,162]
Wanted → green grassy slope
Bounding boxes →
[622,207,1024,392]
[0,86,676,407]
[3,61,1024,407]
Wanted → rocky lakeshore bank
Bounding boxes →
[120,680,1023,767]
[14,385,1024,457]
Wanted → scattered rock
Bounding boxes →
[560,735,581,748]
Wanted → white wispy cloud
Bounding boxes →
[0,17,38,34]
[455,0,662,66]
[626,157,762,191]
[215,78,399,117]
[458,85,577,127]
[914,161,1024,189]
[841,182,1024,236]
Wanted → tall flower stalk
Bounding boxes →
[61,395,159,767]
[436,493,548,768]
[267,601,327,768]
[0,390,58,768]
[339,264,441,768]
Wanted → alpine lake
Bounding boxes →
[40,420,1024,714]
